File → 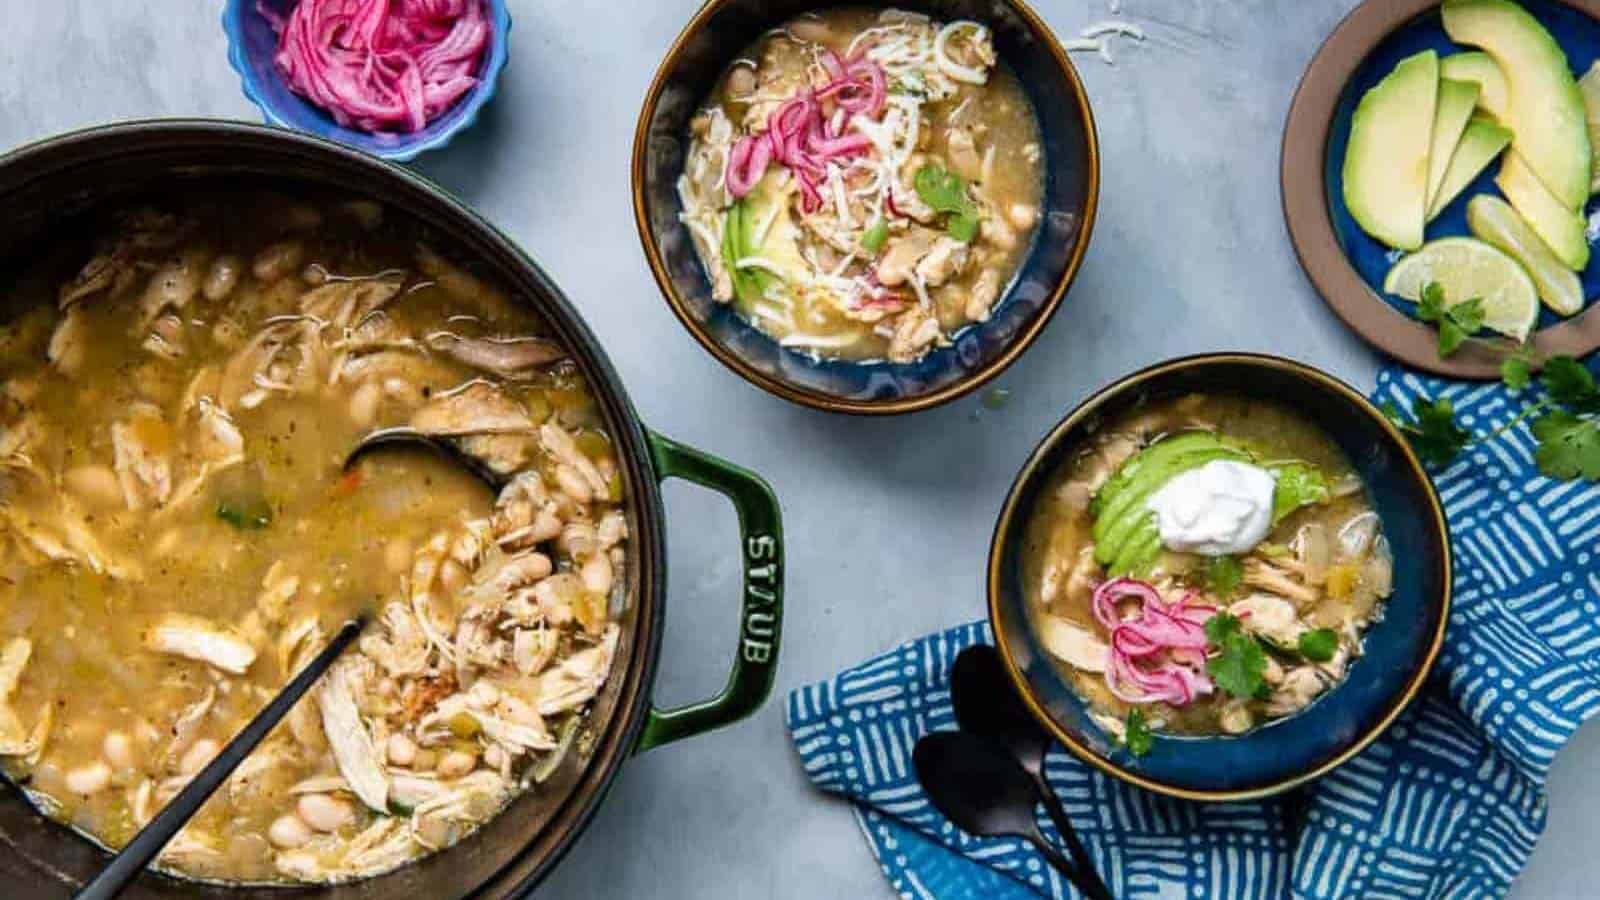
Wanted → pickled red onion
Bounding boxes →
[722,56,887,207]
[1092,577,1216,706]
[263,0,489,135]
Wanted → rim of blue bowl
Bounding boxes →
[220,0,511,163]
[987,351,1453,801]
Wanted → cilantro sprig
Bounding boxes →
[1124,708,1153,757]
[1200,555,1242,599]
[913,164,980,242]
[1203,612,1268,700]
[1415,281,1486,358]
[1386,351,1600,482]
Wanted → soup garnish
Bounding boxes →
[678,8,1044,362]
[1021,395,1395,748]
[0,192,625,884]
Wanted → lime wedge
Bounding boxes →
[1382,235,1540,341]
[1467,193,1584,316]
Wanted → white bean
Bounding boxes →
[1008,203,1039,231]
[387,733,418,767]
[349,381,382,427]
[554,465,593,504]
[529,508,564,543]
[252,240,304,282]
[102,731,134,770]
[202,255,241,301]
[268,813,313,849]
[437,750,477,779]
[65,762,111,795]
[788,18,831,42]
[63,465,123,510]
[180,738,220,775]
[581,553,614,596]
[483,745,506,769]
[439,559,468,595]
[296,793,356,832]
[467,681,500,709]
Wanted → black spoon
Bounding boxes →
[342,426,509,490]
[914,731,1114,900]
[950,643,1107,894]
[75,617,367,900]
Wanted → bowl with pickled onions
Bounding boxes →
[224,0,510,162]
[988,353,1451,801]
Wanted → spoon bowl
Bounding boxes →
[343,426,509,492]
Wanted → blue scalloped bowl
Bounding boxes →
[222,0,510,162]
[1327,0,1600,327]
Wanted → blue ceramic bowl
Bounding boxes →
[632,0,1098,414]
[222,0,510,162]
[1327,0,1600,328]
[988,353,1451,800]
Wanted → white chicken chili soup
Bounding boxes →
[1020,395,1396,746]
[0,191,627,883]
[678,7,1045,362]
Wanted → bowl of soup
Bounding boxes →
[0,121,783,896]
[633,1,1098,414]
[988,353,1450,800]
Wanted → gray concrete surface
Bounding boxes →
[0,1,1593,896]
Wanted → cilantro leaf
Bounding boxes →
[1437,320,1468,357]
[1125,708,1153,757]
[1542,356,1600,412]
[1501,351,1533,391]
[1532,410,1600,481]
[1416,281,1446,322]
[1297,628,1339,662]
[948,211,979,243]
[1201,555,1243,599]
[1204,610,1243,645]
[1446,296,1485,333]
[1209,637,1268,700]
[1401,396,1472,465]
[913,164,980,243]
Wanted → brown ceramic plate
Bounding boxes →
[1282,0,1600,378]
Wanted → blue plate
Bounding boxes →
[1326,0,1600,327]
[989,354,1451,799]
[221,0,510,162]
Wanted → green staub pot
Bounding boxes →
[0,120,784,899]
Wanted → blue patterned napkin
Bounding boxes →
[787,366,1600,899]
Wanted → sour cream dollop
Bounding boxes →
[1145,459,1276,555]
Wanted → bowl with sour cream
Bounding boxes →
[986,352,1451,801]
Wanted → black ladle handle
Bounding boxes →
[1031,771,1112,899]
[75,617,366,900]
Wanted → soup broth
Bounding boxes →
[678,7,1045,362]
[0,191,627,883]
[1021,395,1394,742]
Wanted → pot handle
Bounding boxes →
[634,432,783,754]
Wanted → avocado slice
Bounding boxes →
[721,174,809,308]
[1440,51,1510,122]
[1109,523,1163,578]
[1468,193,1584,314]
[1444,0,1591,210]
[1497,149,1590,270]
[1091,431,1225,517]
[1427,115,1514,220]
[1092,445,1249,567]
[1579,61,1600,194]
[1343,50,1439,250]
[1426,79,1483,210]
